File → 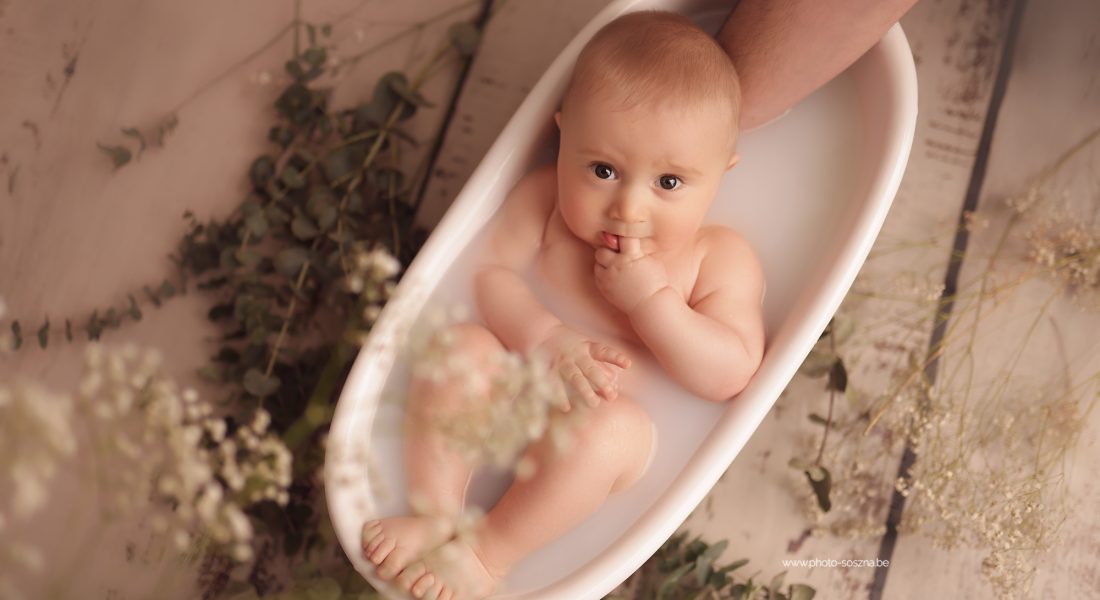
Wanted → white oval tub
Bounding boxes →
[324,0,918,598]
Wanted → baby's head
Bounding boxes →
[555,11,742,254]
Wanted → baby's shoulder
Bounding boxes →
[694,225,759,264]
[689,225,765,303]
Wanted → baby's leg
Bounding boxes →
[397,395,655,600]
[364,322,505,581]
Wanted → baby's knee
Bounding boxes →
[575,399,654,492]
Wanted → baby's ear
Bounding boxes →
[554,111,562,129]
[726,152,741,171]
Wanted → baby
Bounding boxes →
[361,11,765,600]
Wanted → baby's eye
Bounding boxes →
[658,175,681,190]
[591,163,617,180]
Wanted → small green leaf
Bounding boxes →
[97,143,132,169]
[160,280,177,298]
[303,46,327,67]
[827,358,848,393]
[121,127,146,156]
[197,365,224,382]
[321,24,332,37]
[9,321,20,350]
[65,319,73,342]
[657,562,693,600]
[789,584,816,600]
[127,294,142,321]
[250,155,276,188]
[448,22,480,57]
[156,114,179,146]
[805,466,832,512]
[281,165,307,189]
[236,249,261,270]
[291,215,319,240]
[769,571,787,600]
[243,368,280,398]
[244,211,269,239]
[36,318,49,349]
[143,285,162,307]
[385,72,434,108]
[798,349,834,378]
[808,413,830,426]
[86,311,103,341]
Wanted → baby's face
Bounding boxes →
[555,89,738,255]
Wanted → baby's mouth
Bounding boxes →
[601,231,620,252]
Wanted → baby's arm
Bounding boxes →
[474,166,630,407]
[627,228,765,401]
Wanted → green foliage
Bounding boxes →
[607,532,815,600]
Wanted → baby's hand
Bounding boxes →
[593,237,671,314]
[533,324,631,411]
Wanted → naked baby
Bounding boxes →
[361,11,766,600]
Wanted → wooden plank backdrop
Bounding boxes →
[2,0,1098,598]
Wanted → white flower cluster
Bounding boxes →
[344,244,401,326]
[410,322,573,477]
[0,343,294,576]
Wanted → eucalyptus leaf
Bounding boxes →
[798,348,834,378]
[321,24,332,36]
[275,247,310,279]
[769,571,787,600]
[96,143,132,169]
[804,466,832,512]
[65,319,73,342]
[694,539,728,585]
[245,211,269,239]
[121,127,147,157]
[827,358,848,393]
[250,155,276,188]
[656,562,693,600]
[808,413,830,426]
[448,22,480,57]
[292,215,320,240]
[385,72,434,108]
[36,318,49,349]
[243,368,280,398]
[303,46,327,67]
[236,249,262,270]
[282,165,307,189]
[789,584,816,600]
[156,114,179,146]
[127,294,142,321]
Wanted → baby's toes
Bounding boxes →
[410,573,435,598]
[421,579,444,600]
[395,561,428,593]
[376,546,415,581]
[368,536,396,565]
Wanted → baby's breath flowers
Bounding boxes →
[0,343,293,598]
[408,310,574,477]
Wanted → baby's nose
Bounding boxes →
[610,193,646,222]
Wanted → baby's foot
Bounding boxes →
[395,538,503,600]
[361,515,455,581]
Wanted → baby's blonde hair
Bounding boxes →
[561,11,741,138]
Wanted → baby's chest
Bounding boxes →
[534,238,637,341]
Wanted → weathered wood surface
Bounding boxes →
[3,0,1099,598]
[0,0,479,597]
